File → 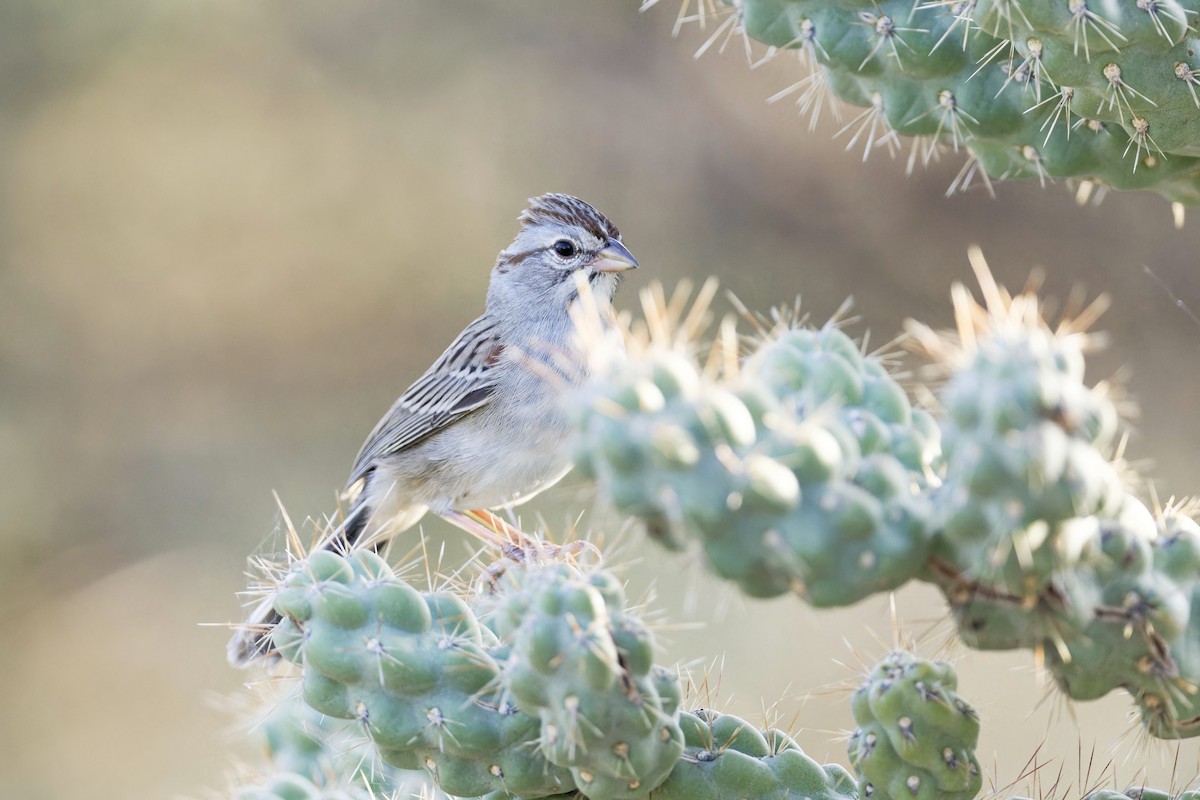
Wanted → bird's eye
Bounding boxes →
[552,239,578,259]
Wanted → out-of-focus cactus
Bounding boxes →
[657,0,1200,206]
[911,265,1131,655]
[234,773,373,800]
[231,690,435,800]
[930,286,1124,557]
[1044,506,1200,738]
[573,267,1200,739]
[573,301,939,606]
[255,695,401,795]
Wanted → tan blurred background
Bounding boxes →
[3,1,1200,797]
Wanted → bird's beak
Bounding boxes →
[590,239,639,273]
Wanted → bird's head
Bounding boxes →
[488,193,638,316]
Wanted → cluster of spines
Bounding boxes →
[651,0,1200,207]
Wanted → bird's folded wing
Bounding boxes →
[348,315,503,483]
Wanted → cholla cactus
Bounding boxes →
[253,536,693,800]
[573,259,1200,740]
[228,526,877,800]
[221,263,1200,799]
[653,0,1200,207]
[480,560,685,799]
[269,548,577,798]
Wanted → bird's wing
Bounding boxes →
[348,315,504,484]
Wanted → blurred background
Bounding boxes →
[3,1,1200,797]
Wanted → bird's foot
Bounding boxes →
[441,509,599,565]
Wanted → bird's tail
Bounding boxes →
[226,500,372,667]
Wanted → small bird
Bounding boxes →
[228,193,638,665]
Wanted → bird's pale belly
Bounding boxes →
[448,403,576,509]
[379,394,578,515]
[454,458,574,510]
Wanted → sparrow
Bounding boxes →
[229,193,638,665]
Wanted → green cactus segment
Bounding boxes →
[568,349,718,551]
[1042,504,1163,700]
[916,296,1200,738]
[482,561,685,800]
[930,317,1125,599]
[651,709,858,800]
[236,693,421,800]
[939,501,1150,656]
[1139,511,1200,738]
[920,299,1125,653]
[271,548,689,798]
[728,0,1200,204]
[574,325,938,604]
[741,327,940,477]
[271,549,575,799]
[1047,507,1200,738]
[848,652,982,800]
[258,700,334,783]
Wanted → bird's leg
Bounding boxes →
[464,508,536,554]
[441,509,597,567]
[464,510,602,564]
[439,510,512,550]
[442,508,545,562]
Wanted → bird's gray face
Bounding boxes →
[488,194,637,318]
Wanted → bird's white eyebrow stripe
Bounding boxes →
[496,246,540,271]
